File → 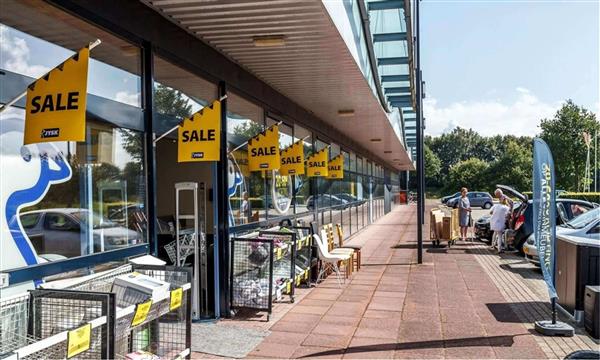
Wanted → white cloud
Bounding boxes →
[0,25,49,78]
[423,88,561,137]
[114,91,140,107]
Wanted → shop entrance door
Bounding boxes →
[155,139,216,320]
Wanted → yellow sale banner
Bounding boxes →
[280,139,305,176]
[327,154,344,179]
[307,148,328,177]
[24,47,89,145]
[177,100,221,162]
[248,124,280,171]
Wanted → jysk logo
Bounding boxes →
[192,152,204,159]
[41,128,60,138]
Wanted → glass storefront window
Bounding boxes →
[267,120,293,219]
[294,124,311,217]
[1,2,146,274]
[227,92,265,226]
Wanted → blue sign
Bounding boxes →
[533,138,557,299]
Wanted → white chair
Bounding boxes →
[313,233,350,286]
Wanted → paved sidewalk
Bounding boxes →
[236,205,557,359]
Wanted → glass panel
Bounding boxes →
[294,124,311,215]
[227,92,265,226]
[267,120,293,219]
[0,3,145,270]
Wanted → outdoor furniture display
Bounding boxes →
[335,223,361,271]
[556,235,600,321]
[0,264,192,360]
[230,230,297,321]
[429,207,459,247]
[313,232,351,286]
[323,224,355,277]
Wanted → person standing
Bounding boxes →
[490,198,510,253]
[458,187,471,241]
[494,188,514,211]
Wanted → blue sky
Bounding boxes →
[421,0,599,136]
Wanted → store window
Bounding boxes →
[152,55,217,236]
[294,124,312,218]
[266,119,293,219]
[0,1,146,274]
[227,92,265,226]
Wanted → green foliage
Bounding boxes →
[486,140,533,191]
[539,100,599,191]
[558,192,600,203]
[447,158,490,192]
[424,144,441,185]
[154,84,193,119]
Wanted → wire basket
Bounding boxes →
[164,233,196,266]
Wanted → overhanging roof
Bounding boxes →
[142,0,414,171]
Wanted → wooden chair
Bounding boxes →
[323,224,354,277]
[336,224,361,271]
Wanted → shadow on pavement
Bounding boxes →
[298,334,526,358]
[499,263,542,280]
[486,302,550,323]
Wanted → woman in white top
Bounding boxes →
[489,199,509,253]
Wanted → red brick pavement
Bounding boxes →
[209,205,549,359]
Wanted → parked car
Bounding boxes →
[474,214,494,241]
[495,185,596,253]
[523,207,600,266]
[19,208,142,258]
[306,194,347,211]
[441,192,460,204]
[261,194,292,209]
[447,192,494,209]
[335,193,366,205]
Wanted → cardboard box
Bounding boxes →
[442,216,452,240]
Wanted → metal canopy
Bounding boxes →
[142,0,414,170]
[366,0,416,156]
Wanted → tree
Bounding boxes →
[154,84,193,119]
[486,140,533,192]
[540,100,599,191]
[424,144,441,186]
[447,158,490,192]
[427,127,485,175]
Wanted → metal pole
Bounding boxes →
[595,130,598,193]
[415,0,423,264]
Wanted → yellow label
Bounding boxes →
[297,240,302,250]
[25,47,89,145]
[170,288,183,311]
[131,299,152,326]
[280,139,305,176]
[307,148,328,177]
[248,124,280,171]
[177,100,221,162]
[296,275,301,286]
[327,155,344,179]
[67,323,91,359]
[276,247,282,260]
[304,270,309,280]
[286,281,291,293]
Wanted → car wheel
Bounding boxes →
[483,202,492,209]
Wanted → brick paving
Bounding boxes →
[193,205,599,359]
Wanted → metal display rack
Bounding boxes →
[230,230,296,320]
[0,265,192,360]
[291,226,315,287]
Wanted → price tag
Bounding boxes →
[67,323,91,359]
[286,281,291,293]
[297,241,302,250]
[304,270,309,280]
[131,299,152,326]
[170,288,183,311]
[296,276,301,286]
[276,248,282,260]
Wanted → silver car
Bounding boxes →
[523,207,600,266]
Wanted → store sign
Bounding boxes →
[24,47,89,145]
[131,299,152,326]
[280,139,305,176]
[327,154,344,179]
[170,287,183,310]
[248,124,280,171]
[178,100,221,162]
[307,148,328,177]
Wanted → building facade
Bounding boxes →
[0,0,416,318]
